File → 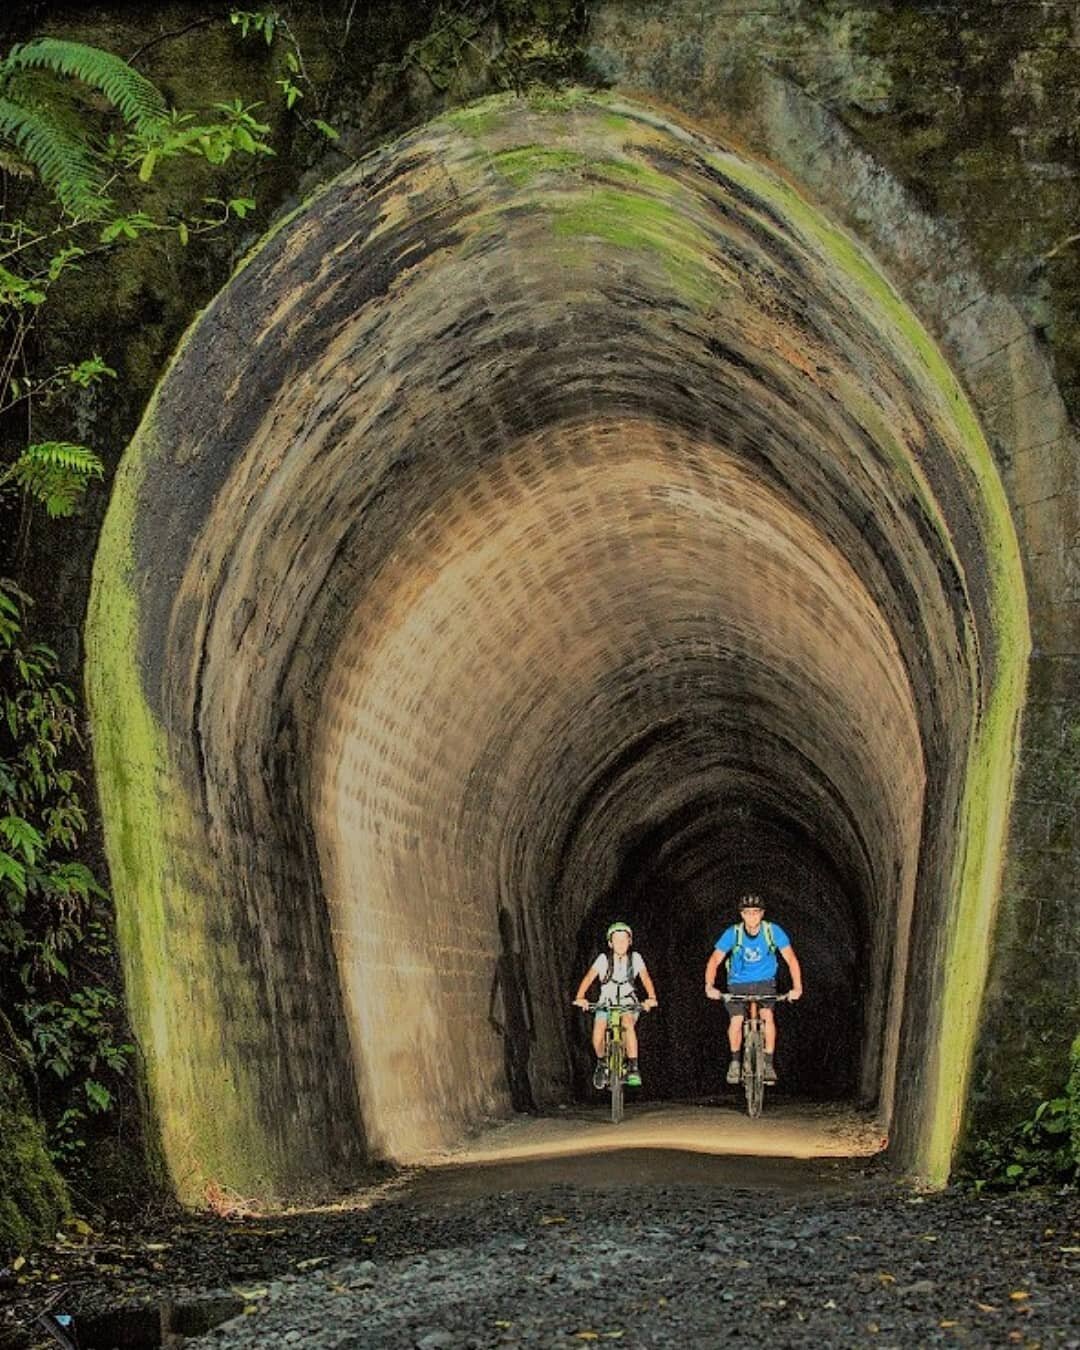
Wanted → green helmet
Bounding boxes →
[606,921,633,942]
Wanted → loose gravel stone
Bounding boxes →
[181,1182,1078,1349]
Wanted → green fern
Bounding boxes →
[0,39,171,218]
[1,442,104,517]
[0,94,107,219]
[2,39,168,136]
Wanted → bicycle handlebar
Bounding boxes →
[717,992,791,1004]
[579,1001,652,1012]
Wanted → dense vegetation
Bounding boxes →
[0,26,291,1247]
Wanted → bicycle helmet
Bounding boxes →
[606,921,633,942]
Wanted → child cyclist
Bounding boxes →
[573,922,658,1088]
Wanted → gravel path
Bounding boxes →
[188,1173,1077,1349]
[4,1149,1076,1348]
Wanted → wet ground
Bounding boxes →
[2,1103,1076,1348]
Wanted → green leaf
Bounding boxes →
[2,39,168,131]
[276,77,302,109]
[0,262,47,307]
[64,355,116,386]
[42,947,69,977]
[177,220,189,246]
[99,211,156,242]
[0,849,27,895]
[84,1079,112,1111]
[0,94,112,219]
[313,119,340,141]
[0,814,45,862]
[3,442,104,517]
[47,245,86,281]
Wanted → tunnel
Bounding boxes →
[85,92,1028,1200]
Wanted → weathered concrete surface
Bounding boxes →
[86,90,1030,1200]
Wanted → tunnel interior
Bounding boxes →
[311,423,924,1157]
[570,797,864,1103]
[86,92,1027,1197]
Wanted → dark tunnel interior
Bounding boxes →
[567,799,865,1105]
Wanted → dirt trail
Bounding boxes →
[414,1099,886,1171]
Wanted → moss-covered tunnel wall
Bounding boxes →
[85,89,1033,1199]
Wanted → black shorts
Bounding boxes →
[726,980,776,1013]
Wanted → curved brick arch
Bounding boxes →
[87,93,1028,1199]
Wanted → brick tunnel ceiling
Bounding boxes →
[114,95,1004,1170]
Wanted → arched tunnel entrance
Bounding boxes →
[86,92,1028,1200]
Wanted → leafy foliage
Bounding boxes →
[0,32,276,1175]
[3,39,169,134]
[0,580,131,1164]
[0,39,171,218]
[0,38,274,539]
[965,1092,1079,1192]
[229,9,341,142]
[1,442,104,517]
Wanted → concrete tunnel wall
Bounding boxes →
[85,92,1028,1201]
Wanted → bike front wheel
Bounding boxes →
[609,1044,625,1124]
[744,1029,764,1118]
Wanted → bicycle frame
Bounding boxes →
[721,992,790,1118]
[585,1001,643,1124]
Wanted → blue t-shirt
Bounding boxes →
[716,922,790,985]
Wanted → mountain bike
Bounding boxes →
[585,1001,648,1124]
[721,992,790,1118]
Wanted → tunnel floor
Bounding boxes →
[14,1144,1075,1350]
[408,1100,886,1174]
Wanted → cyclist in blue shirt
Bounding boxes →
[705,895,803,1085]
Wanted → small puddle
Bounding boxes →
[39,1295,243,1348]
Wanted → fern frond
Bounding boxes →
[2,441,104,517]
[0,95,109,218]
[2,39,169,136]
[0,145,34,178]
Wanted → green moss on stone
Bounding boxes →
[85,343,286,1206]
[490,145,589,185]
[0,1058,69,1257]
[550,185,725,309]
[442,94,518,138]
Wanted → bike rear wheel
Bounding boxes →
[744,1027,764,1118]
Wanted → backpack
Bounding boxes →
[600,952,640,990]
[733,921,777,957]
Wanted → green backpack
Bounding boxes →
[733,921,777,957]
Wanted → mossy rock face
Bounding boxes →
[0,1058,69,1257]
